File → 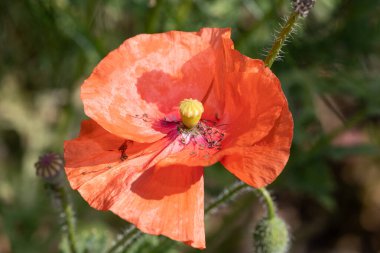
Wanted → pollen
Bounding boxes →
[179,98,204,129]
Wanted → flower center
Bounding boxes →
[179,98,204,129]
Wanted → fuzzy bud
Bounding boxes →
[292,0,316,17]
[253,216,290,253]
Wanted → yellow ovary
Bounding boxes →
[179,98,204,129]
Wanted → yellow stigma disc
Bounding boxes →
[179,98,204,129]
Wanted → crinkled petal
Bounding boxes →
[110,165,205,248]
[64,120,176,206]
[64,120,126,189]
[222,106,293,188]
[220,58,286,146]
[81,31,217,143]
[195,28,234,120]
[63,120,171,186]
[156,58,289,168]
[64,120,205,248]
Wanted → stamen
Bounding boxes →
[179,98,204,129]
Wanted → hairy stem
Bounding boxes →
[264,12,299,68]
[57,185,78,253]
[205,181,248,214]
[107,226,140,253]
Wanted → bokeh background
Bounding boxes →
[1,0,380,252]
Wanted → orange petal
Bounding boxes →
[156,59,289,168]
[81,31,217,143]
[109,165,205,248]
[196,28,233,51]
[75,163,205,248]
[64,120,125,189]
[64,121,205,248]
[195,28,234,120]
[64,119,180,201]
[222,106,293,188]
[221,58,286,144]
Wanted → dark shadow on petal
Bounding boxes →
[130,165,203,200]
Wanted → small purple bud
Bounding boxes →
[35,152,64,184]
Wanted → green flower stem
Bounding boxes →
[205,181,248,214]
[257,187,276,219]
[205,183,277,220]
[107,226,140,253]
[57,185,78,253]
[120,230,142,252]
[264,12,299,68]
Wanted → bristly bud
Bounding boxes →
[292,0,316,17]
[253,216,290,253]
[35,152,64,185]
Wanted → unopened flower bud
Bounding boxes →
[35,152,64,185]
[292,0,316,17]
[253,216,290,253]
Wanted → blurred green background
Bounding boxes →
[1,0,380,252]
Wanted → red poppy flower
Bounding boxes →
[64,28,293,249]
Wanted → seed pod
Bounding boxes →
[292,0,316,17]
[35,152,64,185]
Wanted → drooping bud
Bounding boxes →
[292,0,316,17]
[35,152,64,185]
[253,216,290,253]
[179,98,204,129]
